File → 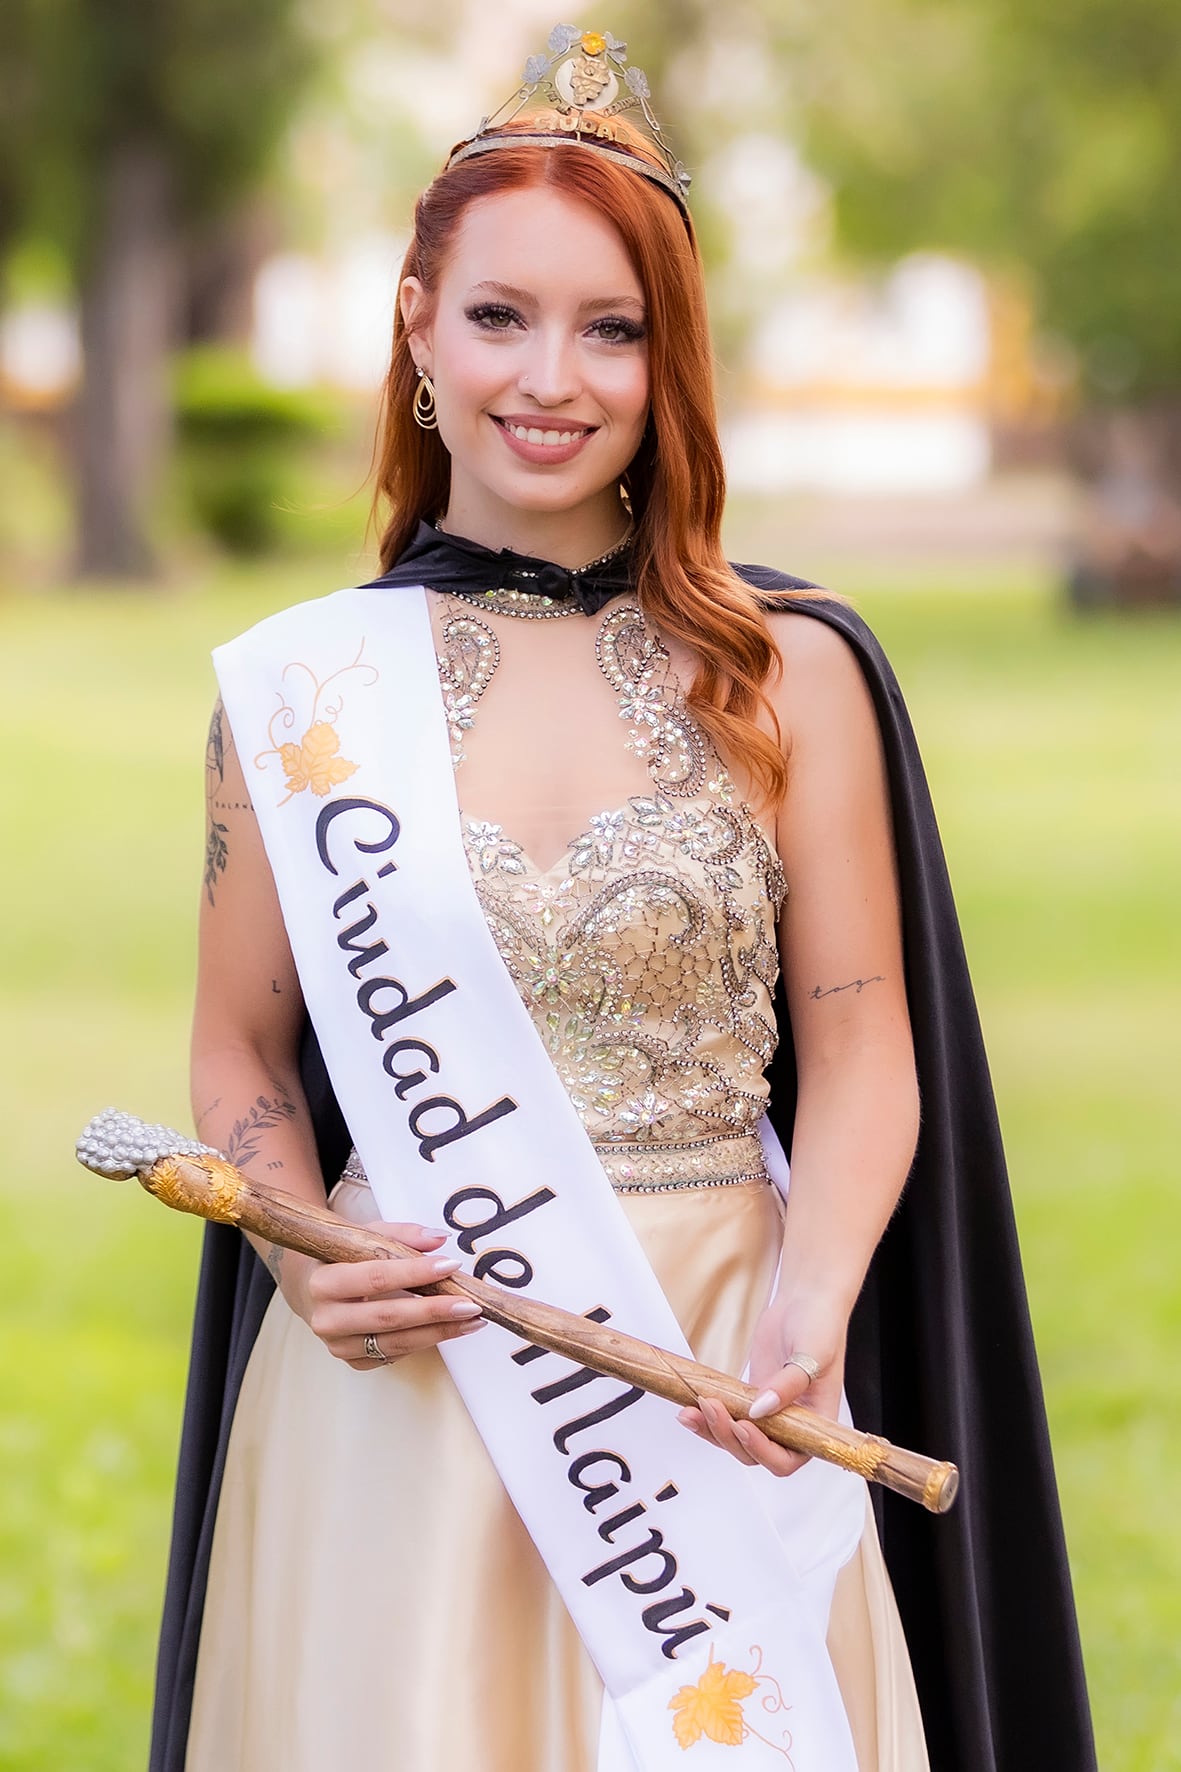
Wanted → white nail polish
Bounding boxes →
[431,1256,461,1275]
[747,1389,781,1421]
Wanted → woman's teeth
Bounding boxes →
[502,422,588,447]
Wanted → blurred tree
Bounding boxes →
[8,0,316,577]
[755,0,1181,598]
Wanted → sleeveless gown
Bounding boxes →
[185,593,930,1771]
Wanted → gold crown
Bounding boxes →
[445,25,691,213]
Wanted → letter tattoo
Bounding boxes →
[808,975,885,1001]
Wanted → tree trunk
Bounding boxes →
[1064,401,1181,609]
[72,141,180,580]
[183,197,278,347]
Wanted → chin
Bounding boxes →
[485,464,618,515]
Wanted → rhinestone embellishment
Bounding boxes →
[431,600,786,1178]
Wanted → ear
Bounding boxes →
[398,276,433,375]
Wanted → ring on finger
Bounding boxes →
[785,1351,821,1384]
[363,1332,389,1364]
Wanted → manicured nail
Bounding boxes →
[734,1422,756,1448]
[457,1317,487,1334]
[418,1227,449,1240]
[431,1256,461,1275]
[449,1300,482,1318]
[747,1389,781,1421]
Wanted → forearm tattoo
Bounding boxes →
[225,1090,298,1170]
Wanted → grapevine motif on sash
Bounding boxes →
[434,602,786,1145]
[254,642,378,803]
[669,1646,794,1760]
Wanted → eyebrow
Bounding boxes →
[467,279,645,314]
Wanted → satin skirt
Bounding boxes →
[186,1176,929,1772]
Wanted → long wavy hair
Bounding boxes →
[373,119,805,804]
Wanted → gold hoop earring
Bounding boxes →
[413,369,438,431]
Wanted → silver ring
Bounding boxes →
[785,1352,821,1384]
[363,1333,388,1364]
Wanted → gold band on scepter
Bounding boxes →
[76,1108,959,1515]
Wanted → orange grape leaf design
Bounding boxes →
[279,722,358,799]
[669,1659,759,1749]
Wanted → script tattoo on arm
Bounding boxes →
[808,975,886,1001]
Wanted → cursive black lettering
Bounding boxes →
[554,1384,645,1456]
[332,878,369,916]
[410,1092,517,1163]
[582,1527,677,1596]
[335,900,390,979]
[531,1364,604,1406]
[568,1449,633,1514]
[808,975,885,1001]
[513,1306,611,1367]
[382,1037,442,1099]
[641,1591,717,1660]
[472,1247,533,1289]
[444,1183,557,1256]
[596,1500,648,1543]
[357,974,457,1040]
[315,797,400,877]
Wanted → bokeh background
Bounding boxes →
[2,4,1180,1767]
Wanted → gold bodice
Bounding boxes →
[437,598,786,1192]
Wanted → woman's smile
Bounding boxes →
[490,412,598,465]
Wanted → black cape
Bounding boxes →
[150,567,1096,1772]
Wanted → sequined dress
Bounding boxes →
[185,593,929,1772]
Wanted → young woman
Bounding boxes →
[152,36,1094,1772]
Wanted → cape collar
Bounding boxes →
[361,519,635,616]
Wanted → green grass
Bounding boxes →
[2,559,1179,1769]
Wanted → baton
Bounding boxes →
[76,1108,959,1515]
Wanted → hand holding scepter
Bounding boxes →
[76,1108,959,1515]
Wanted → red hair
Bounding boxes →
[373,120,803,804]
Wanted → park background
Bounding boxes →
[2,2,1179,1766]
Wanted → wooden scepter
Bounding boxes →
[76,1108,959,1515]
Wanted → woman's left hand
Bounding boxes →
[676,1294,848,1477]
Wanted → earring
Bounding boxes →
[413,368,438,431]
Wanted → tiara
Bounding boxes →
[445,25,691,213]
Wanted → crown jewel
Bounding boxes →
[445,25,691,212]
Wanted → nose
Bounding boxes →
[517,322,583,408]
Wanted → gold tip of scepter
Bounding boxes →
[926,1462,960,1514]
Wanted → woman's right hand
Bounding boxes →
[281,1223,486,1368]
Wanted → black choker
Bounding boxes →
[363,519,635,615]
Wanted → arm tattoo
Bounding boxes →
[225,1092,298,1169]
[204,818,228,906]
[264,1243,286,1286]
[202,699,252,908]
[205,699,226,787]
[808,975,885,1001]
[204,700,229,906]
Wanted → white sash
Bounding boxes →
[215,585,866,1771]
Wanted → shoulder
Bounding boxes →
[728,561,887,740]
[729,560,885,670]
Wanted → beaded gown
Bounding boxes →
[185,591,929,1771]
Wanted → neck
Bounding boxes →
[440,484,630,569]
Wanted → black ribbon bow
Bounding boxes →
[363,520,634,615]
